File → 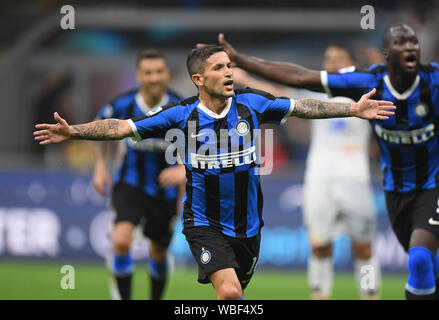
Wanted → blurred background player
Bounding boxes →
[218,23,439,300]
[232,45,381,300]
[93,49,185,300]
[300,45,380,300]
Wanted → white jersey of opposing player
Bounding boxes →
[291,89,372,182]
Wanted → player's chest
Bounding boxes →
[188,111,255,147]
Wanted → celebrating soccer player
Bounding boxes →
[34,45,395,300]
[218,24,439,300]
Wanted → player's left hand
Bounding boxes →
[158,165,186,188]
[351,88,396,120]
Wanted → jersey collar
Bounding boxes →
[135,92,169,114]
[196,97,232,119]
[383,74,420,100]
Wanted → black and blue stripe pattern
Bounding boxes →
[130,88,293,238]
[324,63,439,192]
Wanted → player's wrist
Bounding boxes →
[349,102,359,117]
[69,125,78,139]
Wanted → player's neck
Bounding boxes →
[198,90,230,115]
[388,71,417,94]
[139,89,164,109]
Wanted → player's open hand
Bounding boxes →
[352,88,396,120]
[34,112,72,145]
[218,33,238,66]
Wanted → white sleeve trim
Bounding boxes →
[320,70,333,98]
[280,99,296,124]
[127,119,142,142]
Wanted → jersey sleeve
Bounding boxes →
[127,103,185,141]
[236,88,295,125]
[429,62,439,84]
[320,66,377,101]
[96,103,117,120]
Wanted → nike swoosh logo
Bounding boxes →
[190,132,208,139]
[428,218,439,225]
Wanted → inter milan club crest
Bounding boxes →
[200,248,211,264]
[235,120,250,136]
[415,103,428,117]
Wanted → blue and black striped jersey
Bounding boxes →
[96,89,183,201]
[321,63,439,192]
[128,88,294,238]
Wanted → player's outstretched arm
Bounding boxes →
[34,112,133,145]
[219,33,322,91]
[292,88,396,120]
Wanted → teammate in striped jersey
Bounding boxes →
[34,45,395,300]
[92,49,185,300]
[232,45,381,300]
[219,23,439,299]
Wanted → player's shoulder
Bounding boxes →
[358,63,388,76]
[108,88,138,108]
[418,63,439,85]
[234,87,276,101]
[160,95,199,114]
[418,63,439,74]
[166,89,185,102]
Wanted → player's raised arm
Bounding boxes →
[33,112,133,145]
[219,33,322,91]
[292,88,396,120]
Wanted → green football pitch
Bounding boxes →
[0,259,406,300]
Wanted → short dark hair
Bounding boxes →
[381,23,415,49]
[136,49,166,68]
[186,45,226,76]
[326,44,355,63]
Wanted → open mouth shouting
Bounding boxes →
[223,79,234,91]
[403,53,418,70]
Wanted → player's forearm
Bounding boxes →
[235,54,323,91]
[292,98,352,119]
[71,119,133,141]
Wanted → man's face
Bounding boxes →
[323,47,353,73]
[136,57,170,98]
[384,26,420,75]
[200,51,234,99]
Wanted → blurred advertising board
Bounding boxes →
[0,170,407,270]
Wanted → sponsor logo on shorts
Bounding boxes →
[200,248,211,264]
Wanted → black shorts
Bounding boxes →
[112,182,177,247]
[385,187,439,252]
[183,226,261,291]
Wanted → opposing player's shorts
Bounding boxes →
[302,178,377,246]
[385,187,439,252]
[183,226,260,290]
[111,182,177,247]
